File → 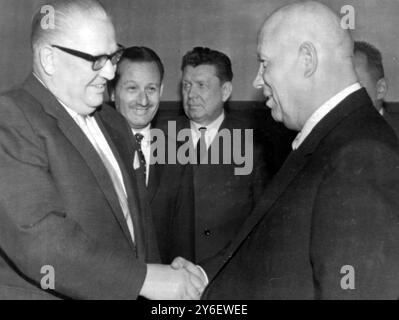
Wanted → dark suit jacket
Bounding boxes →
[0,75,159,300]
[203,89,399,299]
[128,124,194,264]
[167,114,270,264]
[383,102,399,138]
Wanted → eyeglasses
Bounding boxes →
[51,44,125,71]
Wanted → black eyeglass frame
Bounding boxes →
[51,44,125,71]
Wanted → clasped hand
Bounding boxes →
[140,257,208,300]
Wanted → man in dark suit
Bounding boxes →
[172,47,270,264]
[0,0,205,300]
[108,46,194,264]
[202,1,399,299]
[353,40,399,137]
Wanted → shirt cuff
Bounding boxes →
[196,265,209,285]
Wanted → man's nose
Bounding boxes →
[138,90,148,106]
[187,86,197,99]
[253,66,264,89]
[99,59,116,80]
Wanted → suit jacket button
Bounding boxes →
[204,229,211,236]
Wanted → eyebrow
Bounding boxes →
[123,80,160,86]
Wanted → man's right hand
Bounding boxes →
[139,264,206,300]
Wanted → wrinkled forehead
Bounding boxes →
[257,25,276,58]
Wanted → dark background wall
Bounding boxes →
[1,0,398,101]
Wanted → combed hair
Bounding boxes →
[31,0,110,52]
[181,47,233,83]
[109,46,164,91]
[354,40,385,81]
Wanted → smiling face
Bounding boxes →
[112,61,163,130]
[253,28,303,130]
[51,17,118,115]
[182,64,231,126]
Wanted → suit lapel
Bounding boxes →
[221,145,310,261]
[147,122,186,202]
[216,88,372,271]
[147,161,162,202]
[95,113,144,254]
[383,112,399,138]
[23,75,137,252]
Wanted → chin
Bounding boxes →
[270,110,282,122]
[189,109,204,119]
[87,97,104,108]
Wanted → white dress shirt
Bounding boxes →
[292,83,362,150]
[190,111,225,149]
[132,125,151,186]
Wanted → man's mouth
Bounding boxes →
[92,84,106,91]
[188,103,201,108]
[133,104,151,110]
[131,105,152,114]
[265,96,275,109]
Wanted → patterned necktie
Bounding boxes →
[135,133,147,177]
[196,127,207,164]
[76,115,135,243]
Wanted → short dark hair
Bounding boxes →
[354,41,385,81]
[181,47,233,83]
[110,46,164,90]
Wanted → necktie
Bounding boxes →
[135,133,147,177]
[76,115,135,243]
[196,127,207,164]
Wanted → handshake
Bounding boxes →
[140,257,208,300]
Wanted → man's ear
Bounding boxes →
[299,41,318,78]
[221,81,233,102]
[160,83,164,97]
[39,45,56,75]
[376,77,388,101]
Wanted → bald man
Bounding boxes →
[203,1,399,299]
[0,0,206,300]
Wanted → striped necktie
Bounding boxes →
[196,127,207,164]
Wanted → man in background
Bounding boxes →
[109,46,194,264]
[353,40,399,136]
[170,47,270,264]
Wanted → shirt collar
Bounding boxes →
[292,83,362,150]
[190,111,225,134]
[33,72,46,88]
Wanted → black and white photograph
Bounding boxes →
[1,0,399,304]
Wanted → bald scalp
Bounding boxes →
[260,1,353,63]
[256,1,359,130]
[31,0,112,53]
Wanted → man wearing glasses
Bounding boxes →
[0,0,206,300]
